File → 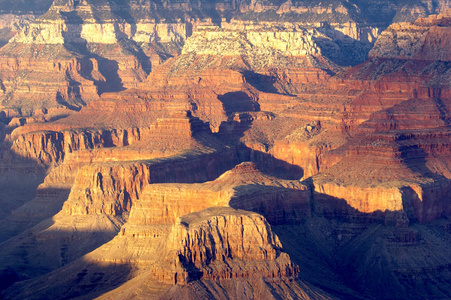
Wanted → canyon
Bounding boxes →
[0,0,450,299]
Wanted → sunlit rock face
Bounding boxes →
[306,11,451,223]
[370,10,451,61]
[152,207,299,285]
[1,2,451,300]
[0,0,449,118]
[126,162,309,225]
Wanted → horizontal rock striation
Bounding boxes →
[127,162,309,226]
[0,0,448,117]
[152,207,299,285]
[3,6,451,300]
[9,106,213,164]
[62,149,243,216]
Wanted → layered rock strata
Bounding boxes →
[151,208,299,285]
[62,148,242,216]
[2,6,451,300]
[3,208,329,300]
[1,0,448,119]
[370,10,451,61]
[127,162,309,226]
[307,12,451,222]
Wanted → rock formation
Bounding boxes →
[308,10,451,223]
[1,0,448,119]
[1,3,451,300]
[153,208,299,284]
[127,162,309,225]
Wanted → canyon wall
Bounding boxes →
[1,4,451,300]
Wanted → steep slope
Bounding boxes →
[309,10,451,222]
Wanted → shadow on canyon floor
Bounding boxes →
[268,184,451,300]
[0,186,71,243]
[0,140,50,239]
[229,184,311,225]
[217,91,260,115]
[273,222,366,300]
[251,149,304,179]
[313,27,373,67]
[2,257,133,300]
[400,145,451,222]
[0,171,45,221]
[211,117,304,180]
[0,217,124,295]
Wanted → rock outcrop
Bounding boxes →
[3,208,332,300]
[152,208,299,285]
[62,148,242,216]
[370,10,451,61]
